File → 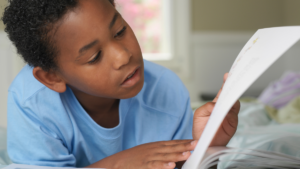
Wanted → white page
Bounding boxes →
[2,164,105,169]
[182,26,300,169]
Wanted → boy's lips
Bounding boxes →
[121,66,141,87]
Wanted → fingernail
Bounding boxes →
[165,162,174,166]
[182,151,188,156]
[191,140,196,145]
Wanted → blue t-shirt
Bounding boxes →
[7,60,193,167]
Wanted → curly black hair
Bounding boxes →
[2,0,115,71]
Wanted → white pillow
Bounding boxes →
[0,127,11,165]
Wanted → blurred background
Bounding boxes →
[0,0,300,128]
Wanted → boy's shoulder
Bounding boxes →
[8,65,55,104]
[143,60,185,89]
[143,60,183,84]
[140,60,190,117]
[8,65,71,131]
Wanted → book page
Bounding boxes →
[182,26,300,169]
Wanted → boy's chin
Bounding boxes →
[119,80,144,99]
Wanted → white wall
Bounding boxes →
[0,31,24,128]
[188,31,300,101]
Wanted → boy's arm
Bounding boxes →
[86,140,197,169]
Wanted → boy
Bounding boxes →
[2,0,240,168]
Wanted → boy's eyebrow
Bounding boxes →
[78,40,99,56]
[109,12,119,29]
[76,12,119,58]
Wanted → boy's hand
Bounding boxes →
[193,73,240,146]
[88,140,197,169]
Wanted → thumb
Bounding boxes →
[212,73,228,103]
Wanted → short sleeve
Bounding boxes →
[153,68,194,141]
[7,91,76,167]
[172,96,193,140]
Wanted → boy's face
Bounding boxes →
[53,0,144,99]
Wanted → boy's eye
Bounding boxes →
[114,26,127,38]
[88,51,101,64]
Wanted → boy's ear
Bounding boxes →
[33,67,67,93]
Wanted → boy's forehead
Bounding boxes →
[53,0,116,56]
[55,0,115,35]
[53,0,115,34]
[69,0,115,25]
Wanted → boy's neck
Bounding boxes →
[70,87,120,128]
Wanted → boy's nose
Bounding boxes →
[108,42,132,70]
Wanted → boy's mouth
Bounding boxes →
[121,67,141,87]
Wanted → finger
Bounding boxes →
[146,161,176,169]
[142,140,193,151]
[152,151,191,163]
[212,73,229,103]
[194,102,215,117]
[158,140,197,154]
[160,139,193,146]
[227,100,240,116]
[224,100,240,128]
[224,72,229,81]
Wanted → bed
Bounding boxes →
[0,127,10,168]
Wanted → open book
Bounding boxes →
[183,26,300,169]
[198,145,300,169]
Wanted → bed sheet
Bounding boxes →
[228,101,300,148]
[218,101,300,168]
[0,127,10,167]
